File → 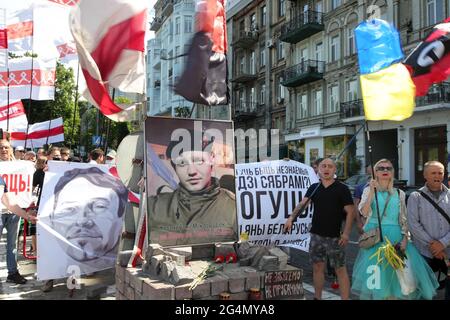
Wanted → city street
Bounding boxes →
[1,225,446,300]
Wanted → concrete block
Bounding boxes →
[166,247,192,261]
[145,243,165,259]
[117,250,133,267]
[175,284,193,300]
[171,266,196,285]
[229,291,248,300]
[130,271,146,294]
[125,285,135,300]
[207,274,229,296]
[258,255,278,271]
[199,295,220,300]
[166,251,185,266]
[249,246,270,268]
[235,241,253,259]
[214,243,236,257]
[125,268,139,284]
[192,281,211,299]
[134,291,143,300]
[149,254,166,276]
[161,260,177,282]
[116,278,125,294]
[238,257,251,266]
[222,270,246,293]
[142,279,175,300]
[244,268,261,290]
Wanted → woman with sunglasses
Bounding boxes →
[351,159,439,300]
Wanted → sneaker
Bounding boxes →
[6,272,27,284]
[42,280,54,292]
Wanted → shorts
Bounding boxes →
[309,233,346,268]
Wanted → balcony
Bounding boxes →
[161,0,174,17]
[234,102,260,120]
[281,60,325,87]
[232,30,259,49]
[340,99,364,119]
[232,68,257,84]
[154,80,161,88]
[150,17,163,32]
[280,10,324,44]
[416,82,450,107]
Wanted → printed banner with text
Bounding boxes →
[0,160,35,209]
[235,160,318,252]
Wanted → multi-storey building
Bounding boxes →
[227,0,289,161]
[147,0,196,116]
[281,0,450,185]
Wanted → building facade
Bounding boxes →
[147,0,196,117]
[280,0,450,185]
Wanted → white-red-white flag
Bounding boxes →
[10,117,64,148]
[0,57,56,104]
[0,100,28,132]
[6,6,33,55]
[69,0,147,122]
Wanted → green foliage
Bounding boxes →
[174,106,191,118]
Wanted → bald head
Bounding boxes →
[423,161,445,191]
[319,158,336,181]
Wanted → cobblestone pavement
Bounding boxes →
[0,229,116,300]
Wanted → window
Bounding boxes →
[330,35,340,62]
[175,17,181,35]
[175,46,180,64]
[184,16,192,33]
[278,76,285,99]
[346,80,358,101]
[279,0,285,17]
[261,6,266,27]
[277,41,285,60]
[328,85,339,113]
[313,89,322,115]
[239,20,245,33]
[427,0,444,26]
[260,46,266,67]
[250,13,256,30]
[315,42,323,61]
[250,87,255,108]
[239,56,245,74]
[250,51,255,73]
[331,0,342,10]
[296,93,307,119]
[260,84,266,104]
[347,26,355,56]
[316,1,323,13]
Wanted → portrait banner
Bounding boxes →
[145,117,237,246]
[235,160,318,252]
[37,161,128,280]
[0,160,35,209]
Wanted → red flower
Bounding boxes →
[226,253,238,263]
[214,255,225,263]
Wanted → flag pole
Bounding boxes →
[24,20,35,150]
[365,120,383,242]
[6,67,10,131]
[286,122,366,224]
[103,88,115,152]
[69,62,80,151]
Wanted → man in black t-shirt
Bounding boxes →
[284,158,355,300]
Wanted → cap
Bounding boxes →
[15,146,25,151]
[106,149,117,159]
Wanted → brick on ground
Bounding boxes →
[192,280,211,299]
[220,269,246,293]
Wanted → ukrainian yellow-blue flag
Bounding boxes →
[355,19,415,121]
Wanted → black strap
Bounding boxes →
[418,190,450,225]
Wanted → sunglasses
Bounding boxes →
[376,166,393,172]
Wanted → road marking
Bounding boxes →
[302,283,341,300]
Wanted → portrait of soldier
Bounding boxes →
[147,128,237,246]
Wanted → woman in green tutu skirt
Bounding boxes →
[352,159,439,300]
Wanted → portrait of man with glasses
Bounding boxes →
[37,164,128,279]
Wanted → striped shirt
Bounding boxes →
[407,184,450,258]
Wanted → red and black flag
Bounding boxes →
[404,17,450,96]
[174,0,229,106]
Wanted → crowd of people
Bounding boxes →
[0,140,116,288]
[285,157,449,300]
